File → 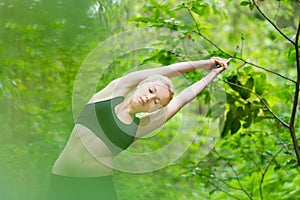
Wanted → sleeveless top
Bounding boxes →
[76,97,140,156]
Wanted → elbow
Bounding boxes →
[108,78,121,88]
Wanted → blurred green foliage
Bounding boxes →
[0,0,300,200]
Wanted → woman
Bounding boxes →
[47,57,231,200]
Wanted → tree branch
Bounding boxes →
[290,20,300,134]
[251,0,295,45]
[289,20,300,166]
[259,146,285,200]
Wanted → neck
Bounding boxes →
[116,96,136,117]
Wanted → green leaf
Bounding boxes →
[236,106,245,118]
[240,1,251,6]
[227,74,242,93]
[204,90,211,104]
[243,66,253,74]
[131,17,154,23]
[239,76,254,100]
[190,2,209,16]
[254,73,267,95]
[244,102,251,114]
[173,2,188,11]
[231,117,241,134]
[245,76,254,89]
[254,116,265,123]
[251,102,261,119]
[226,93,236,104]
[287,46,298,66]
[243,114,252,128]
[221,109,233,137]
[191,6,203,16]
[240,1,254,10]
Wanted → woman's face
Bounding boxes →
[132,82,171,113]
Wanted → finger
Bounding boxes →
[226,58,232,63]
[224,63,228,69]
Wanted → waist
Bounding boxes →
[52,125,114,177]
[52,154,113,177]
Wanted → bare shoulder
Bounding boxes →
[88,78,128,103]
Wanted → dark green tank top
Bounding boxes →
[76,97,140,156]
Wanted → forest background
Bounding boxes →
[0,0,300,199]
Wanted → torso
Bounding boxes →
[51,124,114,177]
[51,95,137,177]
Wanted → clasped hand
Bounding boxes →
[210,57,232,74]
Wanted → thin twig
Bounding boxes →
[241,148,260,169]
[205,178,241,200]
[259,146,285,200]
[213,176,244,191]
[270,120,291,156]
[213,150,253,199]
[187,8,231,58]
[251,0,295,45]
[226,161,253,200]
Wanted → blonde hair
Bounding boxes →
[138,75,175,102]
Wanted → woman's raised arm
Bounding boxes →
[90,58,226,102]
[114,59,217,95]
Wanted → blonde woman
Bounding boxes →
[47,57,231,200]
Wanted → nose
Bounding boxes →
[145,93,156,101]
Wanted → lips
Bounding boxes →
[139,97,145,106]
